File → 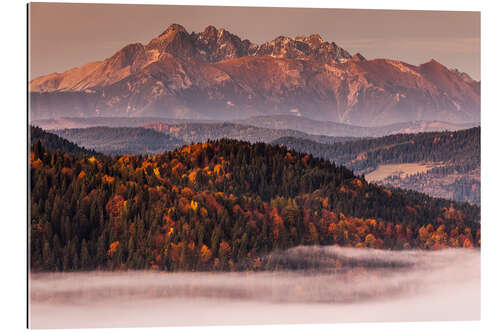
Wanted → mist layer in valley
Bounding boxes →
[29,247,480,329]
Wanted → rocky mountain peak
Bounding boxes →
[192,25,250,62]
[29,24,480,127]
[252,33,351,63]
[419,58,451,75]
[303,33,324,48]
[423,58,445,69]
[142,24,353,64]
[309,33,323,40]
[352,53,366,62]
[146,23,196,59]
[105,43,148,73]
[203,25,217,33]
[160,23,188,36]
[217,28,231,39]
[452,68,475,84]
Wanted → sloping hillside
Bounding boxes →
[273,127,480,204]
[52,127,186,155]
[30,138,479,272]
[30,126,99,157]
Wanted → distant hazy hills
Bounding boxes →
[49,122,356,156]
[233,115,478,137]
[52,127,185,155]
[33,115,477,138]
[47,117,478,157]
[143,122,355,145]
[29,23,479,126]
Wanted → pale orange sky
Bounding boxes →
[29,3,480,80]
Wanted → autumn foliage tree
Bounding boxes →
[30,136,480,272]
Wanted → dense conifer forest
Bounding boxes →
[274,128,480,204]
[30,130,480,272]
[273,127,479,173]
[31,126,99,158]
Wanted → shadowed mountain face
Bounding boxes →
[30,24,480,126]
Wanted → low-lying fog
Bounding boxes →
[29,247,480,329]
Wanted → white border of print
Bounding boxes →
[1,0,499,333]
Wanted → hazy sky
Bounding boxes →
[29,3,480,80]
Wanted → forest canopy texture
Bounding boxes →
[30,127,480,272]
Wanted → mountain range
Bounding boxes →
[29,24,480,126]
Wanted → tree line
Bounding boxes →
[30,136,480,272]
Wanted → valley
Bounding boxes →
[30,248,480,328]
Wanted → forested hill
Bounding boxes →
[144,122,356,145]
[273,127,480,173]
[52,127,186,155]
[30,126,98,158]
[48,124,354,156]
[273,128,480,204]
[30,138,480,272]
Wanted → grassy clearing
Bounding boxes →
[364,163,443,182]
